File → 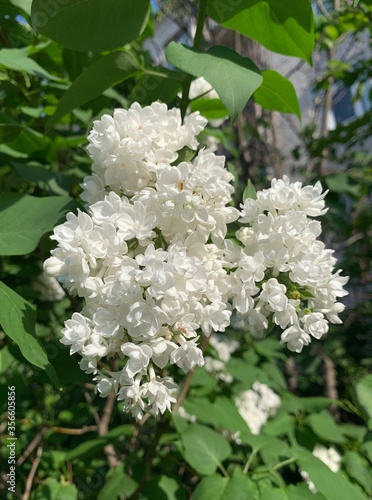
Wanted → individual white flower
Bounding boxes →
[280,325,311,353]
[60,313,92,354]
[260,278,288,312]
[301,312,329,339]
[121,343,152,378]
[170,341,205,372]
[140,377,177,416]
[94,374,117,398]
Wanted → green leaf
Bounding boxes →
[31,0,150,52]
[212,396,251,434]
[285,483,326,499]
[325,174,361,196]
[183,398,220,426]
[0,193,78,255]
[308,411,347,444]
[0,128,52,159]
[193,474,256,499]
[10,0,32,14]
[242,179,257,201]
[46,51,140,130]
[0,282,60,387]
[0,124,23,144]
[207,0,314,64]
[158,475,181,500]
[64,425,132,461]
[12,163,69,196]
[130,69,185,106]
[294,446,367,500]
[0,47,62,81]
[97,466,138,500]
[189,98,229,121]
[165,43,262,122]
[281,394,335,413]
[181,424,231,475]
[33,478,78,500]
[263,412,294,437]
[361,441,372,463]
[355,374,372,423]
[344,451,372,493]
[253,70,301,118]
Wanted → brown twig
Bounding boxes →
[285,357,299,394]
[22,446,43,500]
[17,428,47,467]
[50,425,98,435]
[84,391,101,426]
[313,345,341,420]
[98,389,120,467]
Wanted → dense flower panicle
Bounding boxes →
[81,102,207,205]
[235,382,281,435]
[232,175,348,352]
[44,101,349,419]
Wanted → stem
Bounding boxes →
[172,334,210,414]
[98,388,119,467]
[179,0,208,120]
[218,462,230,478]
[22,446,43,500]
[243,448,259,474]
[270,457,296,472]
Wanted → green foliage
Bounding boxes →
[47,51,141,129]
[31,0,150,52]
[166,43,263,121]
[0,281,60,386]
[0,1,370,498]
[0,193,77,255]
[207,0,314,64]
[254,70,301,119]
[181,424,232,475]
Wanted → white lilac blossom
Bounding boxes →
[301,445,342,493]
[81,102,207,205]
[235,382,281,435]
[44,102,348,420]
[204,334,240,383]
[232,176,349,352]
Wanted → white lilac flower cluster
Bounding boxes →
[235,382,281,435]
[44,101,348,420]
[233,177,349,352]
[301,445,342,493]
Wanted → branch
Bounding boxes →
[98,389,120,467]
[22,446,43,500]
[17,428,47,466]
[50,425,98,435]
[285,357,299,394]
[312,345,341,420]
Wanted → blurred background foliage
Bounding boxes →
[0,0,371,498]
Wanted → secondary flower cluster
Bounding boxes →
[235,382,281,435]
[301,445,342,493]
[44,101,348,419]
[232,177,349,352]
